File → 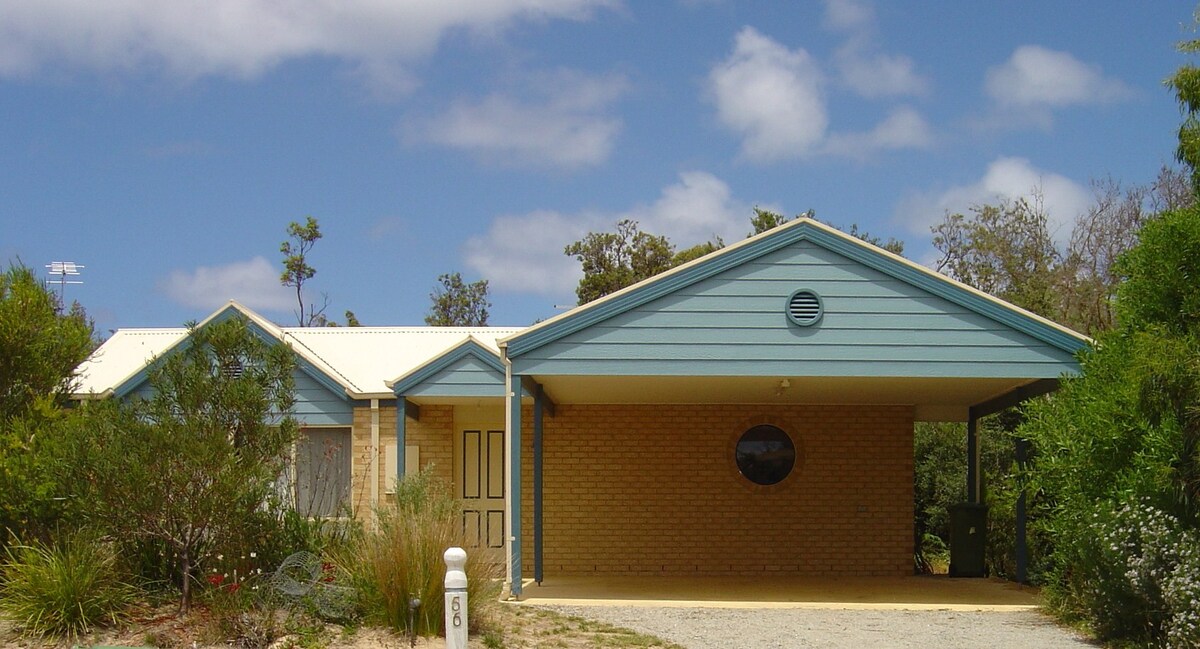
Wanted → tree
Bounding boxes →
[0,264,94,543]
[1012,37,1200,643]
[1019,206,1200,644]
[845,223,905,256]
[280,216,327,326]
[564,219,674,305]
[425,273,491,326]
[0,264,94,420]
[1170,32,1200,193]
[671,239,724,266]
[749,207,793,236]
[933,196,1061,320]
[73,316,298,612]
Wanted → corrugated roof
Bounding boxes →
[281,326,522,396]
[74,329,187,398]
[72,303,523,399]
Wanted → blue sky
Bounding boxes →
[1,1,1195,334]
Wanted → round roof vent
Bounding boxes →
[786,289,823,327]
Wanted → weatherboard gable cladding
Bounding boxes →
[506,219,1088,378]
[389,338,509,399]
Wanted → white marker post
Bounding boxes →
[444,547,468,649]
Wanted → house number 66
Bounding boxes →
[451,596,462,627]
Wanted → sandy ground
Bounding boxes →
[534,604,1099,649]
[0,577,1100,649]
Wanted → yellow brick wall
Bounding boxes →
[520,404,914,577]
[405,404,455,486]
[349,403,454,516]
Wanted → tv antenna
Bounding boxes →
[45,261,84,300]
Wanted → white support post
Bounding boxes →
[444,547,468,649]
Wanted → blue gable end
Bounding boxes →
[504,219,1089,380]
[110,303,353,424]
[390,337,523,399]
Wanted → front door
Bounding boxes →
[455,427,505,554]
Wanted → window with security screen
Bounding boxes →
[295,427,351,517]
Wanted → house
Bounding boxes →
[74,218,1089,598]
[73,306,522,518]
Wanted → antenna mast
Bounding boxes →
[45,261,84,301]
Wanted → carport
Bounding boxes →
[497,219,1088,597]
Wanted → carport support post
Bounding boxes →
[533,390,544,585]
[505,373,523,597]
[1015,435,1029,583]
[966,412,980,504]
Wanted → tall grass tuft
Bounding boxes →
[0,531,140,640]
[338,468,500,636]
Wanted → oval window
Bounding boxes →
[735,424,795,486]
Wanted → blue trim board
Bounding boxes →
[504,219,1090,360]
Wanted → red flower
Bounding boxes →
[226,582,241,593]
[207,574,225,587]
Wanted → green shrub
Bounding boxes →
[1043,498,1200,647]
[912,422,965,573]
[0,531,139,639]
[338,468,500,636]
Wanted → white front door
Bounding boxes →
[455,427,505,552]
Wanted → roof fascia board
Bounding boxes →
[504,219,1089,359]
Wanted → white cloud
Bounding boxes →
[821,0,874,31]
[408,71,627,168]
[465,210,590,296]
[986,45,1130,109]
[895,156,1092,244]
[629,170,748,244]
[159,256,294,311]
[823,0,929,99]
[708,26,930,163]
[835,47,929,99]
[465,171,750,295]
[824,106,932,159]
[708,27,828,162]
[0,0,613,84]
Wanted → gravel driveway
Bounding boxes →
[539,605,1097,649]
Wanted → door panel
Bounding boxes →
[457,427,505,553]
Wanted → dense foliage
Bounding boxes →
[565,219,675,305]
[1020,206,1200,646]
[0,264,95,545]
[425,272,491,326]
[70,316,299,612]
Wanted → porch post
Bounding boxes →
[1015,435,1029,583]
[966,410,980,504]
[396,397,407,481]
[533,390,544,585]
[506,373,523,597]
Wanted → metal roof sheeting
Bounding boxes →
[72,302,523,399]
